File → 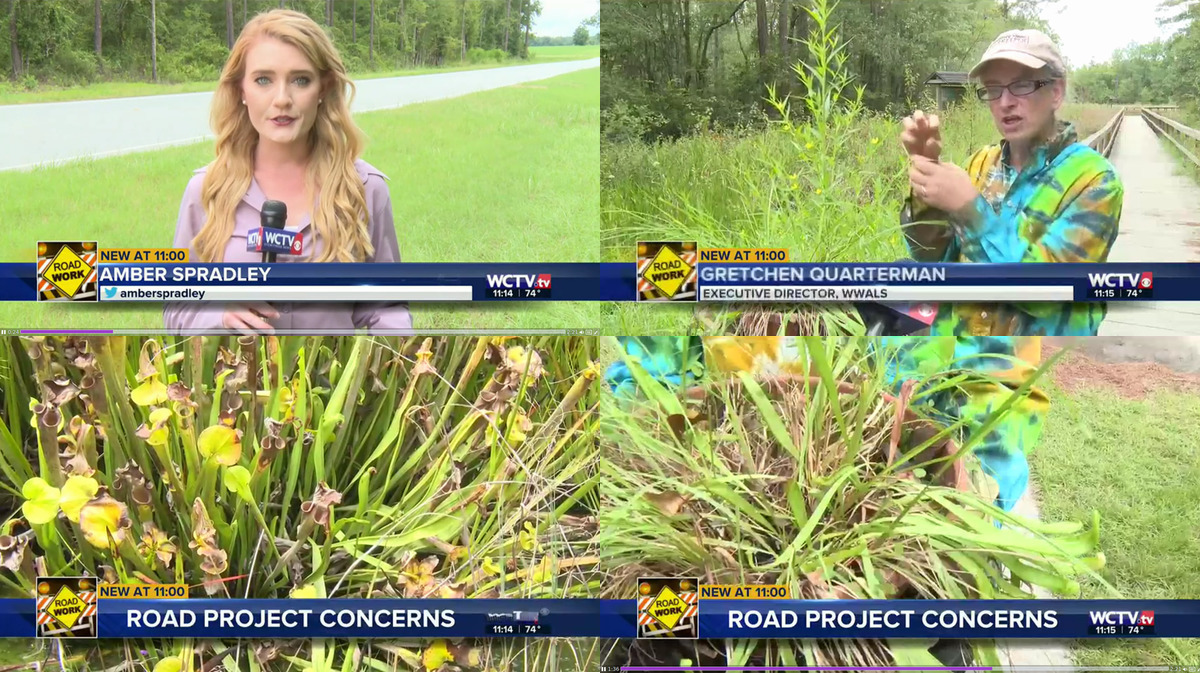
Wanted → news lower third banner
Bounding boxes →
[3,262,1200,303]
[4,598,1200,639]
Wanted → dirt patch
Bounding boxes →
[1044,345,1200,399]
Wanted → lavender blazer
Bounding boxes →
[163,159,413,333]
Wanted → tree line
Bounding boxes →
[1073,0,1200,107]
[601,0,1066,141]
[2,0,549,87]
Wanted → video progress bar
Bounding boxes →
[14,329,603,336]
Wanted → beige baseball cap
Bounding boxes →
[969,29,1065,79]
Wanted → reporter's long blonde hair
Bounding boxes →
[193,9,373,263]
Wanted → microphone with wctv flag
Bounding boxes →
[248,200,304,263]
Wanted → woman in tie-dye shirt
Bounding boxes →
[901,29,1123,337]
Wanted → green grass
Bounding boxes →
[1033,372,1200,667]
[0,639,37,669]
[0,79,219,104]
[1156,108,1200,186]
[0,46,598,106]
[528,45,599,61]
[0,67,612,331]
[601,103,1121,264]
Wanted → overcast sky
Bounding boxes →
[532,0,599,37]
[1046,0,1185,66]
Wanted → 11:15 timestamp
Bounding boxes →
[1088,288,1152,300]
[1089,624,1156,636]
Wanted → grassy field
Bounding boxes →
[601,102,1121,264]
[528,45,600,61]
[1158,106,1200,185]
[0,66,617,331]
[1033,352,1200,667]
[0,46,598,105]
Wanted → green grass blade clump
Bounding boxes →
[599,336,1104,669]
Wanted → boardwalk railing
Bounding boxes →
[1084,108,1125,158]
[1141,107,1200,169]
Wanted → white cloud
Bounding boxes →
[532,0,599,37]
[1046,0,1184,67]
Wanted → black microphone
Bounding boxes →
[853,258,938,336]
[260,200,288,264]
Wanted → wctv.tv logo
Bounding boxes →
[1087,610,1155,627]
[484,274,551,290]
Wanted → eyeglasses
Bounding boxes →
[975,79,1055,101]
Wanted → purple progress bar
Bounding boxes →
[621,668,992,671]
[20,330,114,334]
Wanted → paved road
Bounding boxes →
[0,58,598,172]
[1102,114,1200,336]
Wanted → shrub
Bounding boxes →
[48,48,99,87]
[158,40,227,83]
[600,100,668,144]
[466,47,487,64]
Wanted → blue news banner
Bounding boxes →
[2,262,1200,302]
[2,598,1199,639]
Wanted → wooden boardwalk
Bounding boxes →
[996,478,1075,670]
[1101,114,1200,336]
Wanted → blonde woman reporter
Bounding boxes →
[164,9,411,335]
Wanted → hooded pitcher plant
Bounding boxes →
[0,334,606,671]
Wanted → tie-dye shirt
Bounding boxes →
[878,336,1048,512]
[902,121,1124,336]
[607,336,1048,512]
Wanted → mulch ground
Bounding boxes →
[1044,344,1200,400]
